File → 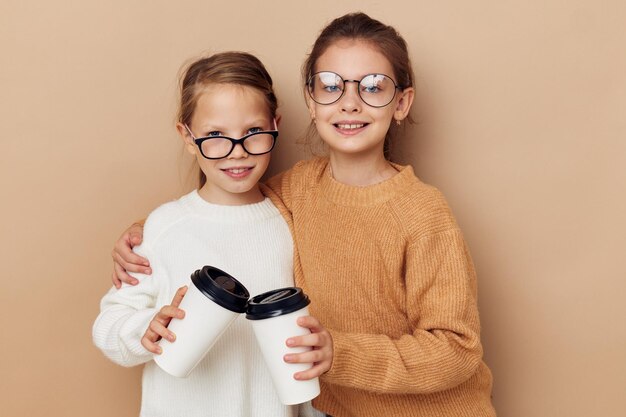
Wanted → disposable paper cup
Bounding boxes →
[154,266,249,377]
[246,287,320,405]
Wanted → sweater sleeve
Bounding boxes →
[323,228,484,394]
[265,158,317,214]
[92,244,162,367]
[263,170,292,212]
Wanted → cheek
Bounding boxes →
[250,153,271,177]
[378,107,396,122]
[259,154,272,170]
[196,158,217,176]
[312,103,335,122]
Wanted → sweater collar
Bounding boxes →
[182,190,280,223]
[318,159,417,207]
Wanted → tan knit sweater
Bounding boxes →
[263,158,495,417]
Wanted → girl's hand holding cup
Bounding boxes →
[284,315,333,381]
[141,286,188,354]
[246,287,322,404]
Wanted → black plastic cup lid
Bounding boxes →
[191,266,250,313]
[245,287,310,320]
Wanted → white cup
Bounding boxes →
[246,287,320,405]
[154,266,249,378]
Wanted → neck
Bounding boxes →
[328,152,398,186]
[197,184,265,206]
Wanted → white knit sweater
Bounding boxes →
[93,190,322,417]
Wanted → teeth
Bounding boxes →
[227,168,247,174]
[337,123,365,130]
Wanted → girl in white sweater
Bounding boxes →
[92,52,332,417]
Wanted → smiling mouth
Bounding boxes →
[335,123,367,130]
[222,167,252,174]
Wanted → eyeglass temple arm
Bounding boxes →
[183,124,196,139]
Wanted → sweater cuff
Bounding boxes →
[119,308,158,363]
[122,308,157,345]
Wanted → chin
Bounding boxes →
[329,142,380,155]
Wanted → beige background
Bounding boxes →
[1,1,625,416]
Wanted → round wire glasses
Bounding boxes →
[306,71,402,108]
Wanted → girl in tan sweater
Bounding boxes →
[111,12,496,417]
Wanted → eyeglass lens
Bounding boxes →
[200,132,275,159]
[308,72,398,107]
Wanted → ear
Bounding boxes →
[275,113,282,128]
[176,122,199,156]
[306,95,316,121]
[394,87,415,122]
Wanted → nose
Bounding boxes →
[340,81,362,113]
[228,142,248,159]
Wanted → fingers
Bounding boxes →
[141,326,163,354]
[283,315,334,380]
[110,223,149,288]
[110,222,150,288]
[287,316,331,351]
[284,348,327,364]
[286,329,325,349]
[293,363,329,381]
[295,315,325,333]
[142,315,172,354]
[112,223,150,267]
[112,259,139,286]
[284,347,332,380]
[128,223,145,247]
[170,286,188,308]
[150,317,176,341]
[284,332,330,365]
[112,245,151,274]
[141,304,186,354]
[111,270,122,289]
[158,304,185,321]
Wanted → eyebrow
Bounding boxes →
[196,119,273,136]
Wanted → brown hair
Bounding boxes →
[178,52,278,187]
[301,12,415,159]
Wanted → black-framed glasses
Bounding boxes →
[184,121,278,160]
[306,71,402,108]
